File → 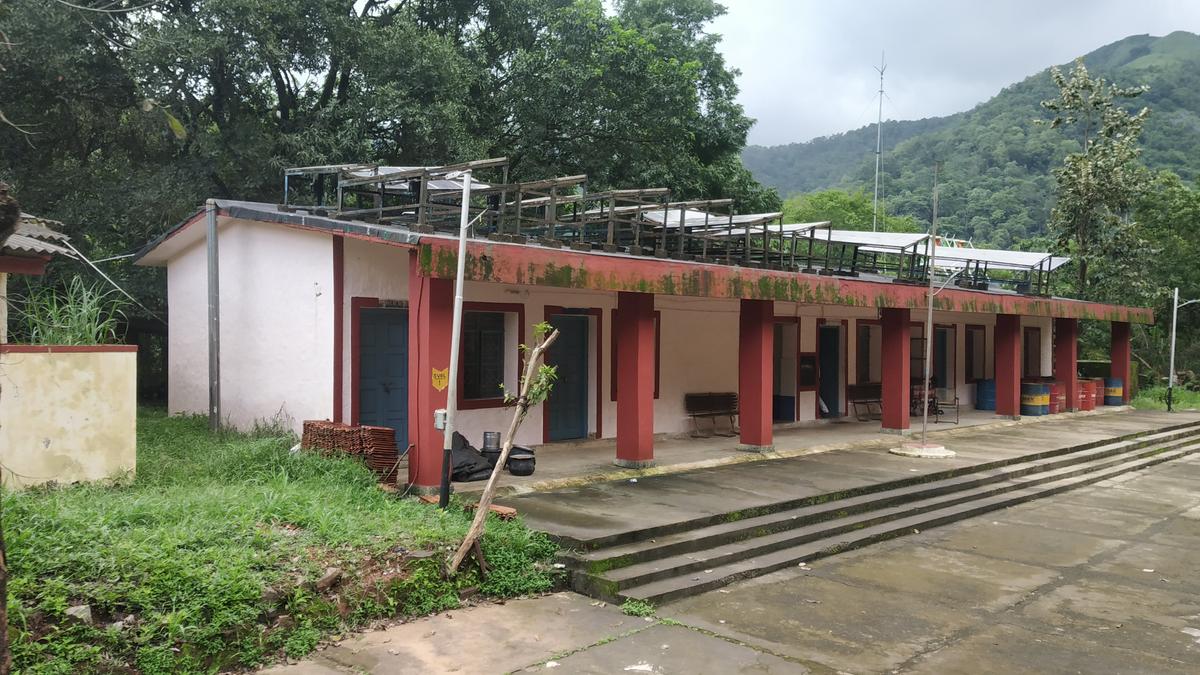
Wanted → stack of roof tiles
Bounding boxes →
[301,420,400,483]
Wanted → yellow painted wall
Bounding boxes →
[0,347,137,488]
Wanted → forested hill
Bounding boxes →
[742,31,1200,247]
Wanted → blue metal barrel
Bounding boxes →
[1104,377,1124,406]
[1021,382,1049,416]
[976,379,996,411]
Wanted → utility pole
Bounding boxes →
[872,52,886,233]
[921,163,939,446]
[1168,287,1200,412]
[439,172,473,508]
[888,162,956,459]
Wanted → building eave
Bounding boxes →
[414,238,1154,324]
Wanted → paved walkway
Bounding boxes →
[265,451,1200,673]
[500,409,1199,546]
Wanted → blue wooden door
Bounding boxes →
[359,308,408,447]
[818,325,841,418]
[546,314,590,441]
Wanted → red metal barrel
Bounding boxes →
[1078,380,1096,411]
[1049,382,1064,414]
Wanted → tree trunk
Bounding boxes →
[446,330,558,576]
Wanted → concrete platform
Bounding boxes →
[499,410,1200,547]
[459,407,1136,496]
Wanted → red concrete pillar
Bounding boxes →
[738,299,774,451]
[881,308,910,432]
[995,314,1022,419]
[1111,321,1132,403]
[1054,318,1079,411]
[615,291,656,468]
[407,253,453,491]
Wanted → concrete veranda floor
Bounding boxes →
[498,408,1199,546]
[265,450,1200,674]
[455,406,1132,496]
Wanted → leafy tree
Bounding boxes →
[1041,59,1151,294]
[1129,171,1200,379]
[0,0,776,340]
[782,189,920,232]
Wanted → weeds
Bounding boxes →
[620,599,656,617]
[1131,386,1200,411]
[5,411,561,674]
[11,276,128,345]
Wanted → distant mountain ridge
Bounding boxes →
[742,31,1200,246]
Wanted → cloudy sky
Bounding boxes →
[711,0,1200,147]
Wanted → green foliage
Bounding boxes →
[1125,172,1200,382]
[11,276,128,345]
[0,0,776,332]
[782,189,921,233]
[5,411,560,674]
[620,599,656,617]
[743,31,1200,249]
[1131,386,1200,411]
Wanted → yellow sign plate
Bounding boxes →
[432,368,449,392]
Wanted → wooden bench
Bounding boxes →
[846,383,882,421]
[684,392,739,437]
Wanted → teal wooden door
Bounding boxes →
[546,315,589,441]
[359,308,408,447]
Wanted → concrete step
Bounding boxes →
[563,419,1200,551]
[586,433,1198,594]
[567,423,1200,576]
[614,441,1200,605]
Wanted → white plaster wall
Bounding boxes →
[167,237,208,418]
[654,295,741,435]
[167,219,333,434]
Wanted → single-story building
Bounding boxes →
[134,160,1149,492]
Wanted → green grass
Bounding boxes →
[1130,386,1200,411]
[5,411,561,674]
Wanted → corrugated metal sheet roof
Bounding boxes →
[2,213,73,258]
[2,232,73,256]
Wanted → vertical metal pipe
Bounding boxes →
[206,199,221,432]
[726,212,734,265]
[547,185,557,241]
[743,216,751,266]
[439,171,473,508]
[659,202,669,254]
[1169,287,1179,412]
[777,217,784,269]
[607,195,616,246]
[499,165,509,235]
[677,207,686,257]
[514,190,523,239]
[417,171,429,228]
